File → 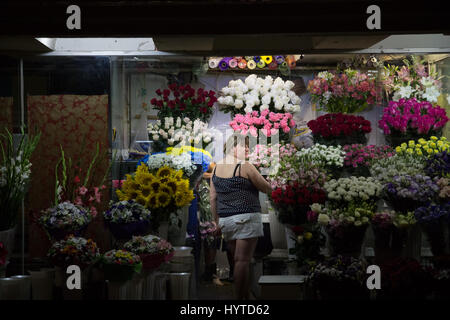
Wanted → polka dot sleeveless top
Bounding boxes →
[212,163,261,217]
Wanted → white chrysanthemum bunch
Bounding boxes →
[324,176,382,202]
[147,152,197,177]
[295,144,345,168]
[218,74,301,115]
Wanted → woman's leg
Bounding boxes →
[233,238,258,300]
[227,240,236,281]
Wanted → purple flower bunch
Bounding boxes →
[414,203,450,225]
[426,151,450,178]
[378,98,448,135]
[385,174,439,202]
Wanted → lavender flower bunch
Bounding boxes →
[308,255,367,283]
[426,151,450,178]
[385,174,439,202]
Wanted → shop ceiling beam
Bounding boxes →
[0,0,448,36]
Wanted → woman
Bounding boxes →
[210,135,271,300]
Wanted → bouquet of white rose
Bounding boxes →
[147,117,213,152]
[218,74,301,115]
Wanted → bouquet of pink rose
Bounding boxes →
[307,69,378,114]
[229,110,295,142]
[379,98,448,146]
[343,144,394,176]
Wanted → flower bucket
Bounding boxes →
[169,206,190,246]
[284,226,297,260]
[107,220,150,241]
[373,226,407,264]
[420,222,447,257]
[28,270,53,300]
[103,263,142,283]
[327,225,367,258]
[0,227,16,262]
[313,276,369,300]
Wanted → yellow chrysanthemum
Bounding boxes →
[419,139,427,145]
[430,142,437,149]
[408,140,415,147]
[400,143,407,149]
[395,146,402,153]
[417,150,423,156]
[406,148,413,154]
[427,148,434,154]
[430,136,438,141]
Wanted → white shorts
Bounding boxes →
[218,213,264,242]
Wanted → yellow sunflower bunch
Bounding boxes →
[116,164,194,210]
[395,136,449,157]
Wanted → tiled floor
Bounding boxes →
[196,280,235,300]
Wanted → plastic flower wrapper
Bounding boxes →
[218,74,301,116]
[101,249,143,282]
[324,176,382,207]
[426,151,450,178]
[147,117,214,152]
[166,146,212,173]
[395,136,449,158]
[295,144,345,177]
[382,56,443,103]
[343,144,394,176]
[307,113,371,146]
[39,201,92,240]
[47,236,100,269]
[370,153,426,185]
[384,174,439,212]
[124,235,174,270]
[150,84,217,122]
[307,69,378,114]
[379,98,448,145]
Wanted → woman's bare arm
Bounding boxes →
[209,176,219,224]
[244,163,272,194]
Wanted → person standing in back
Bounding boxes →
[210,135,271,300]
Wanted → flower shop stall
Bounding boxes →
[1,52,450,301]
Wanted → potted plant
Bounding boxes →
[39,201,93,241]
[103,200,152,241]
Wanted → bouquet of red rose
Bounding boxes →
[307,113,371,146]
[271,183,326,225]
[151,83,217,122]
